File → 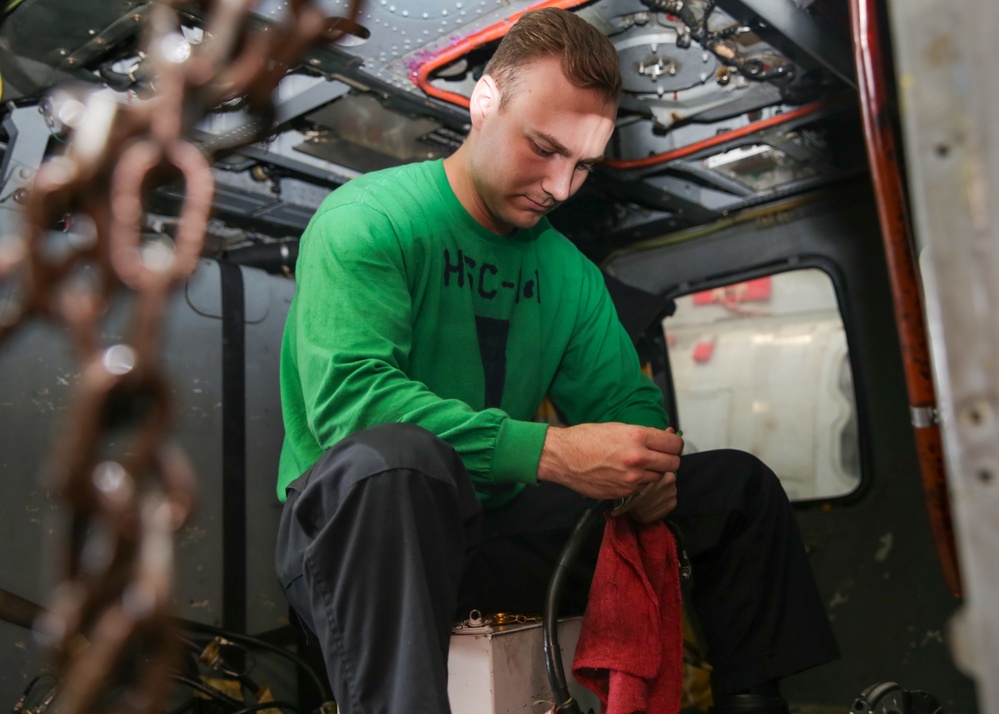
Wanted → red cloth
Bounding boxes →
[572,515,683,714]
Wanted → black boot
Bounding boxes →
[713,693,790,714]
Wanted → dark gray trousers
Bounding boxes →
[275,423,838,714]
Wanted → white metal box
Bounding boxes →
[447,617,600,714]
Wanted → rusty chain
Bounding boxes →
[0,0,362,711]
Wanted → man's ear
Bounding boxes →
[469,74,500,128]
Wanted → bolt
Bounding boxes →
[12,188,29,204]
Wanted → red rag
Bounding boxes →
[572,515,683,714]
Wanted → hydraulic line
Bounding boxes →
[849,0,961,596]
[410,0,591,109]
[603,93,852,171]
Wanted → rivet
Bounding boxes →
[960,399,995,428]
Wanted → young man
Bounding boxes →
[275,8,838,713]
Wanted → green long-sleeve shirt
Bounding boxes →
[277,159,667,507]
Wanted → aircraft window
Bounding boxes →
[664,269,861,502]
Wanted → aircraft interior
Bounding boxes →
[0,0,996,713]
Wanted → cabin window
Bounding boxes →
[664,269,861,501]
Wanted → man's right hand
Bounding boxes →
[537,422,682,501]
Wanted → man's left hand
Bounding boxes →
[612,469,677,523]
[611,427,681,523]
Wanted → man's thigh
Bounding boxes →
[458,482,602,618]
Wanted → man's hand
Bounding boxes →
[537,423,683,503]
[612,468,679,523]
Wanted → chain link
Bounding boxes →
[0,0,362,711]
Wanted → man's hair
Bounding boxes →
[483,7,622,107]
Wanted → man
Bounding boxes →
[275,8,839,714]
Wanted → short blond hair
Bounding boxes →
[483,8,622,107]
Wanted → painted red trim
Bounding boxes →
[850,0,961,596]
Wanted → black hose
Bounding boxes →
[542,500,612,713]
[173,618,331,700]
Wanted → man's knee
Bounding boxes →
[297,423,468,502]
[679,448,790,512]
[332,423,465,485]
[352,423,463,472]
[721,449,787,502]
[277,424,480,580]
[281,424,474,543]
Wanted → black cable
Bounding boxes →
[701,0,717,39]
[542,500,611,714]
[229,701,303,714]
[172,675,304,714]
[167,698,196,714]
[0,0,26,23]
[173,673,246,708]
[174,619,331,700]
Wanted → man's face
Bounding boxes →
[467,57,617,235]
